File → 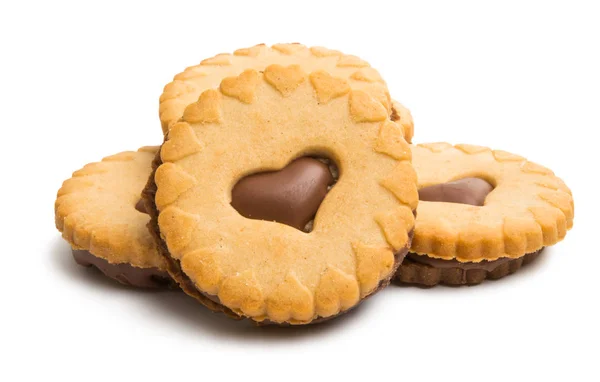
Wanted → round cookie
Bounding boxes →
[145,66,418,324]
[394,143,574,286]
[55,147,172,288]
[159,43,414,142]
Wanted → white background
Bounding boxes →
[1,1,598,381]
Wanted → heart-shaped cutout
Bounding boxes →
[231,157,335,231]
[418,178,494,206]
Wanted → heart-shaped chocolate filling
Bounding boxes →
[418,177,494,206]
[231,157,335,231]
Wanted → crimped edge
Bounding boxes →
[142,147,240,318]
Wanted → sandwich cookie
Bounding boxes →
[144,65,417,324]
[55,147,172,288]
[395,143,574,286]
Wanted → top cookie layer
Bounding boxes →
[155,67,417,324]
[411,143,574,262]
[55,147,165,270]
[159,43,413,136]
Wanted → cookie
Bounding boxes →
[394,143,574,286]
[159,43,414,142]
[55,147,172,288]
[144,66,418,324]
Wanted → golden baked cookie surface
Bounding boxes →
[155,68,417,324]
[159,43,413,141]
[55,147,165,270]
[410,143,574,262]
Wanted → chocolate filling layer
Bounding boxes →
[406,250,542,272]
[396,249,543,286]
[72,249,173,288]
[143,143,414,324]
[231,157,335,232]
[418,177,493,207]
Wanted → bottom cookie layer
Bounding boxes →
[394,250,543,286]
[72,250,173,288]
